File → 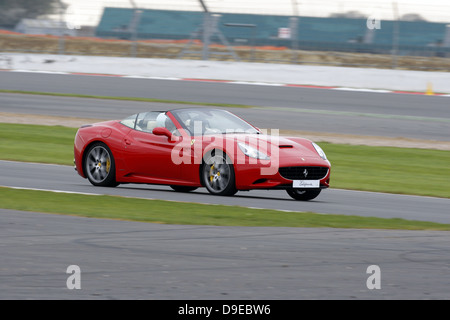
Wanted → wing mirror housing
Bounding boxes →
[153,127,181,142]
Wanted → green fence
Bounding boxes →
[96,7,450,57]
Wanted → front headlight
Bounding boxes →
[312,142,327,160]
[238,143,270,160]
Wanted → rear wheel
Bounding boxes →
[286,188,321,201]
[84,142,118,187]
[202,152,237,196]
[170,185,198,193]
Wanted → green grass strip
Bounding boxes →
[1,187,449,230]
[0,123,77,165]
[320,142,450,198]
[0,89,254,108]
[0,123,449,198]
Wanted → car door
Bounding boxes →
[122,112,181,180]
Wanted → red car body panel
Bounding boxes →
[74,110,331,191]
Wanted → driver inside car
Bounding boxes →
[156,113,179,136]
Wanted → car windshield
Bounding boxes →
[171,109,259,136]
[120,112,179,135]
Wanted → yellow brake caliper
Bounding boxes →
[210,164,214,182]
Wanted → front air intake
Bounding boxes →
[279,166,328,180]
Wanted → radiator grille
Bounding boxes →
[279,166,328,180]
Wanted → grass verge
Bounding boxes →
[320,142,450,198]
[0,89,254,109]
[0,123,77,164]
[1,187,449,230]
[0,123,449,198]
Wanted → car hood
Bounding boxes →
[205,133,321,159]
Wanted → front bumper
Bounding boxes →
[233,156,330,190]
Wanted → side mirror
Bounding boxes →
[153,127,181,142]
[153,127,171,137]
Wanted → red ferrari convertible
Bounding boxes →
[74,108,330,200]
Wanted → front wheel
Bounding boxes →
[286,188,321,201]
[202,152,237,196]
[84,142,118,187]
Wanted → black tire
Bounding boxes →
[170,185,198,192]
[286,188,321,201]
[202,151,237,196]
[84,142,118,187]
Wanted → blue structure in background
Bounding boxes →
[96,8,450,57]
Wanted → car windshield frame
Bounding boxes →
[170,108,259,136]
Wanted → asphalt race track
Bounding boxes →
[1,160,449,224]
[1,71,450,141]
[1,208,450,300]
[1,71,449,299]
